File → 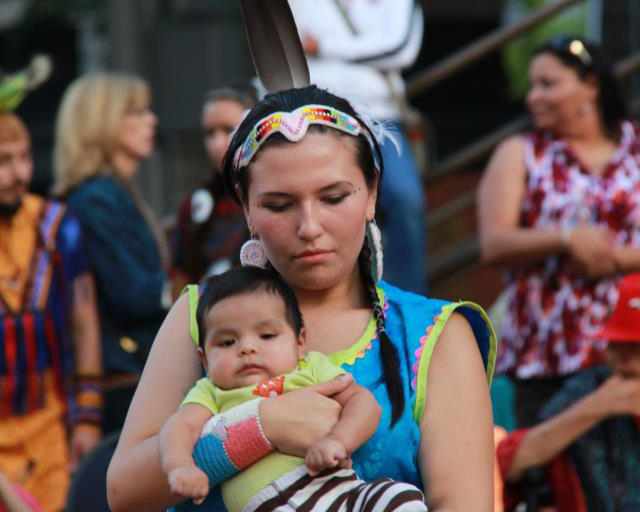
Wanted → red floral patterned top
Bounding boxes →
[497,121,640,378]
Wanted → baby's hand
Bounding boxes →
[305,437,348,476]
[168,465,209,504]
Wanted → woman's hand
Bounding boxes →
[566,225,618,278]
[260,375,352,457]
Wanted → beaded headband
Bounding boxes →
[233,104,375,169]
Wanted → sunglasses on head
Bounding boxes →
[548,36,593,67]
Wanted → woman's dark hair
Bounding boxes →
[222,85,405,426]
[196,266,303,348]
[203,83,257,110]
[533,37,628,138]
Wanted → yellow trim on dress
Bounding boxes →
[184,284,200,347]
[328,287,385,366]
[412,301,497,423]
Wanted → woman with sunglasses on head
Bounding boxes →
[478,37,638,427]
[107,85,497,512]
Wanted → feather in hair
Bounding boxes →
[239,0,310,93]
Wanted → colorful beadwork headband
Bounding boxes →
[233,104,375,168]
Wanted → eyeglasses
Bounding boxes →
[548,37,593,67]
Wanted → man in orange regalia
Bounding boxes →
[0,111,102,512]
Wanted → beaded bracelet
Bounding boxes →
[73,374,104,426]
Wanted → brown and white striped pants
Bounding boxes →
[243,466,427,512]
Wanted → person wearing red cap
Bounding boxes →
[496,272,640,511]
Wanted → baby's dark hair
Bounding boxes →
[196,266,304,348]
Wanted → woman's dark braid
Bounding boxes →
[359,238,405,426]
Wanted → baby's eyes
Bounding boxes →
[213,333,277,346]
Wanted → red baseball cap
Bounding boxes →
[594,273,640,343]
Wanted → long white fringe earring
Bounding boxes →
[240,236,268,268]
[367,221,383,282]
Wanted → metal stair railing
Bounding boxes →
[430,50,640,184]
[426,87,640,282]
[427,51,640,235]
[406,0,585,98]
[402,0,640,283]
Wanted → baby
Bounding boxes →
[159,266,427,512]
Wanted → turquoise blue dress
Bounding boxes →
[177,280,496,510]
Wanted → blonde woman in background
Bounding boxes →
[54,72,171,435]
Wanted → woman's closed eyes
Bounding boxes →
[260,191,353,212]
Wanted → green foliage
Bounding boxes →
[502,0,588,99]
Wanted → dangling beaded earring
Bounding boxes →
[367,220,383,282]
[240,235,268,268]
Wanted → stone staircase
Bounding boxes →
[425,168,504,309]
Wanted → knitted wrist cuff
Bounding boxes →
[193,434,239,486]
[193,398,273,485]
